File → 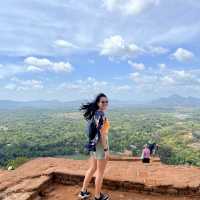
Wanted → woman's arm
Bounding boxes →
[100,133,108,150]
[100,116,110,160]
[141,150,144,159]
[101,132,109,160]
[100,116,108,149]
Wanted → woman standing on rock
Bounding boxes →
[79,93,110,200]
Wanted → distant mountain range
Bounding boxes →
[150,95,200,107]
[0,99,136,110]
[0,100,82,110]
[0,95,200,109]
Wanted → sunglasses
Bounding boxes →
[100,101,109,104]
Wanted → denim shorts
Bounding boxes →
[90,142,105,160]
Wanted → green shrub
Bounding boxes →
[6,157,29,169]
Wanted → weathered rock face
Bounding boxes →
[0,157,200,200]
[42,184,200,200]
[0,169,6,177]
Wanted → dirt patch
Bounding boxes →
[40,184,199,200]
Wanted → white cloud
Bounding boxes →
[100,36,168,61]
[158,63,166,70]
[4,83,16,90]
[0,64,26,79]
[160,70,200,87]
[127,69,200,98]
[52,62,73,73]
[58,77,132,96]
[172,70,195,84]
[172,48,194,62]
[24,57,51,67]
[148,46,169,55]
[1,1,200,101]
[24,57,73,73]
[54,40,78,49]
[129,72,140,82]
[129,68,200,89]
[59,77,108,92]
[128,61,145,70]
[161,76,175,85]
[173,70,189,78]
[103,0,159,15]
[15,79,43,90]
[114,85,131,92]
[0,0,199,61]
[100,35,143,59]
[150,23,200,45]
[27,65,43,72]
[5,78,43,91]
[130,72,158,85]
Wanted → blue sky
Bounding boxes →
[0,0,200,101]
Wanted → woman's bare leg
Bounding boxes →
[81,156,97,191]
[95,159,107,198]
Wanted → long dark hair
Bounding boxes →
[80,93,107,121]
